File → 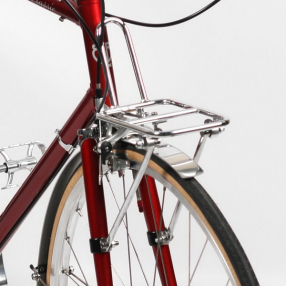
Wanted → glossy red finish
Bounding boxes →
[76,1,115,282]
[77,0,116,103]
[139,175,177,286]
[77,0,102,88]
[81,138,113,286]
[0,88,95,252]
[28,0,80,24]
[0,1,117,281]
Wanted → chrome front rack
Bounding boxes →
[96,17,229,140]
[97,98,229,138]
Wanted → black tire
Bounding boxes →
[37,144,259,286]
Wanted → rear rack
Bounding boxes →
[97,99,229,138]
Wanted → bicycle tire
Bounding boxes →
[37,143,259,286]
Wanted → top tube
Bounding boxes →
[28,0,79,24]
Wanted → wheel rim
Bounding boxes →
[47,152,240,286]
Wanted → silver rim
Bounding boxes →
[49,161,238,286]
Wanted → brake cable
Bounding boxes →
[62,0,108,113]
[106,0,222,28]
[62,0,222,113]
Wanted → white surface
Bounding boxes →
[0,0,285,285]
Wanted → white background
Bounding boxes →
[0,0,286,285]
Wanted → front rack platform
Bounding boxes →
[97,99,229,138]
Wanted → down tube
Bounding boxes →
[0,88,95,252]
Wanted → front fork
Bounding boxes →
[81,137,177,286]
[80,138,113,286]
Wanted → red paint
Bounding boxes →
[75,5,116,284]
[28,0,80,24]
[0,2,117,284]
[77,0,116,101]
[77,0,103,90]
[0,88,95,252]
[139,176,177,286]
[137,199,144,212]
[81,138,113,286]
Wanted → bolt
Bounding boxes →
[135,140,144,149]
[31,273,40,281]
[69,266,74,274]
[111,241,119,248]
[204,119,213,124]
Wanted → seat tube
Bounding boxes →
[139,175,177,286]
[81,138,113,286]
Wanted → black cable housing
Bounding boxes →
[63,0,221,112]
[106,0,221,28]
[96,0,105,89]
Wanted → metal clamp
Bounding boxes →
[89,238,119,253]
[147,229,171,246]
[77,127,99,144]
[30,264,46,286]
[55,129,75,154]
[107,154,130,174]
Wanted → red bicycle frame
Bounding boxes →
[0,1,176,285]
[0,0,103,252]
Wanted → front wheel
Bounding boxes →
[37,144,259,286]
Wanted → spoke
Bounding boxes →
[122,173,133,286]
[63,269,82,286]
[158,187,168,286]
[66,236,89,286]
[168,200,182,239]
[145,178,168,286]
[188,213,191,286]
[151,188,166,286]
[105,174,149,286]
[76,206,90,229]
[151,190,164,286]
[70,272,88,285]
[189,238,208,285]
[112,264,126,286]
[152,259,157,286]
[226,279,230,286]
[108,146,155,243]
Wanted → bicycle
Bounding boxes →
[0,0,260,285]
